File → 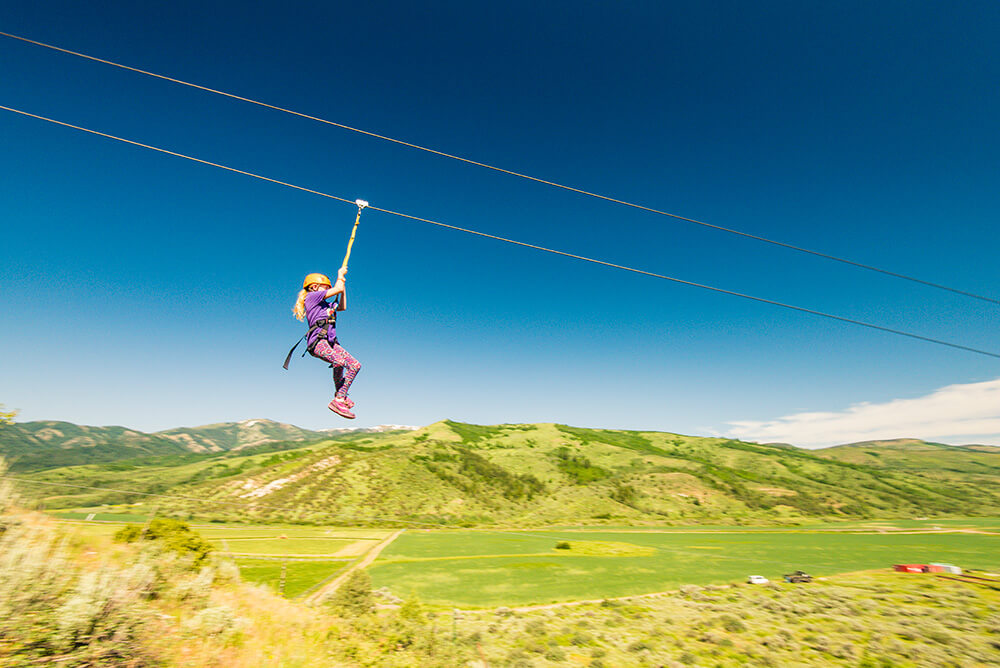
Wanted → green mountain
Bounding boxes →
[0,421,189,471]
[0,419,332,471]
[19,421,1000,525]
[156,419,328,452]
[814,438,1000,487]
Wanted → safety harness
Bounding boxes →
[282,311,337,370]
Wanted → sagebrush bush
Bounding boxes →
[0,514,158,664]
[183,605,245,640]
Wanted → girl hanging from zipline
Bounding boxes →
[292,270,361,419]
[284,200,368,419]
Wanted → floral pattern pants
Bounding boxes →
[311,339,361,399]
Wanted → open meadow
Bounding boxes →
[52,513,1000,609]
[54,517,391,597]
[370,527,1000,607]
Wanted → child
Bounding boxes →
[293,268,361,419]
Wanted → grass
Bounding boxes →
[52,518,388,598]
[452,570,1000,667]
[9,496,1000,666]
[215,537,358,555]
[233,558,349,598]
[52,511,150,522]
[370,528,1000,607]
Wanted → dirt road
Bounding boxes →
[305,529,403,605]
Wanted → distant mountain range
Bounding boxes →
[0,419,417,471]
[12,420,1000,525]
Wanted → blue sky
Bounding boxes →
[1,1,998,444]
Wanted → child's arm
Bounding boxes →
[323,267,348,300]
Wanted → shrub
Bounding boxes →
[544,647,566,661]
[114,518,213,564]
[170,565,215,603]
[331,570,373,615]
[399,594,424,622]
[555,541,571,550]
[719,615,746,632]
[525,618,547,635]
[0,517,158,664]
[553,447,611,484]
[679,585,705,600]
[610,482,639,507]
[183,605,244,639]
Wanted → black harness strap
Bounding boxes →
[282,312,337,370]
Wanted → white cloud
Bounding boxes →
[725,378,1000,448]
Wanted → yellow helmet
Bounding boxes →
[302,273,331,289]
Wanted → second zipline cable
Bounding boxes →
[1,103,998,360]
[1,30,997,305]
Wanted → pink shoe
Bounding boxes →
[343,397,355,409]
[328,398,355,419]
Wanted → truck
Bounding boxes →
[783,570,813,583]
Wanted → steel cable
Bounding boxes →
[2,103,998,360]
[1,30,997,305]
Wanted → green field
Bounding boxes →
[54,515,1000,608]
[233,558,349,598]
[215,537,358,555]
[370,528,1000,607]
[53,518,387,596]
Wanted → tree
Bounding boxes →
[331,570,373,615]
[0,404,17,425]
[114,518,214,564]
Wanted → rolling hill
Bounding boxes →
[0,419,413,471]
[15,420,1000,526]
[815,438,1000,473]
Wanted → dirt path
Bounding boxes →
[305,529,404,605]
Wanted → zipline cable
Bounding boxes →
[2,103,998,360]
[2,30,997,306]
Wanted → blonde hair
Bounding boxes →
[292,289,308,322]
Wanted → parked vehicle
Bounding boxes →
[783,570,813,583]
[747,575,769,584]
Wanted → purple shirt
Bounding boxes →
[304,290,338,349]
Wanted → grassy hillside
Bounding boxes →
[13,430,398,510]
[0,420,190,471]
[21,421,1000,526]
[0,419,334,471]
[814,439,1000,504]
[816,438,1000,472]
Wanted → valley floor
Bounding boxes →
[5,507,1000,667]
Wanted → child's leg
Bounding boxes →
[312,340,361,399]
[332,366,354,408]
[329,343,360,399]
[332,366,345,394]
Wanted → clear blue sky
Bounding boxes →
[2,1,998,444]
